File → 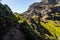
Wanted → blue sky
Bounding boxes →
[1,0,41,13]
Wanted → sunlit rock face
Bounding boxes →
[41,0,59,4]
[58,0,60,3]
[22,0,60,22]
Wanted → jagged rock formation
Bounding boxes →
[41,0,59,4]
[22,0,60,40]
[23,0,60,22]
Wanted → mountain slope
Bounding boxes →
[0,0,60,40]
[0,3,26,40]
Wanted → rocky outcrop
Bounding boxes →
[22,0,60,37]
[23,0,60,22]
[41,0,59,4]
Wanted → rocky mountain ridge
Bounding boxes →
[23,0,60,22]
[0,0,60,40]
